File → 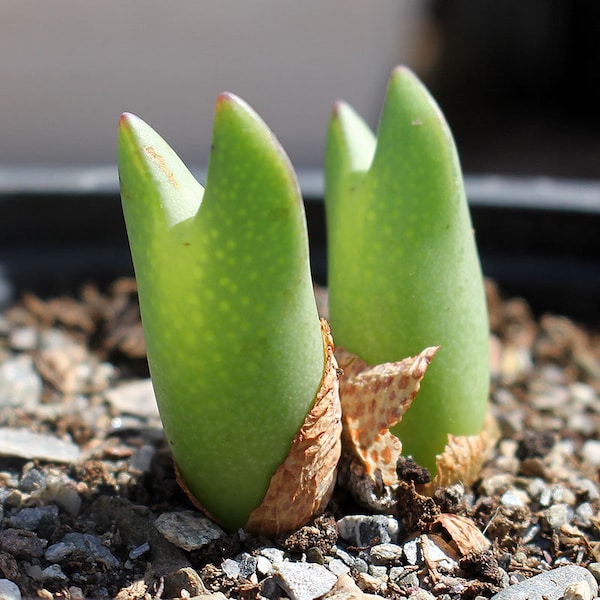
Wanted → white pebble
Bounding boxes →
[0,579,21,600]
[581,440,600,466]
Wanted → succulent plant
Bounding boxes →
[325,66,490,474]
[118,94,340,534]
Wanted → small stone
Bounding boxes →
[45,541,75,563]
[155,510,225,551]
[500,489,529,508]
[327,557,350,576]
[40,470,81,515]
[581,440,600,466]
[355,572,386,595]
[68,587,84,600]
[408,590,435,600]
[8,505,59,532]
[272,561,337,600]
[575,503,594,527]
[480,474,513,496]
[0,355,42,410]
[41,564,68,582]
[128,445,155,474]
[162,566,205,599]
[104,379,160,419]
[237,552,258,579]
[332,545,355,567]
[403,536,458,573]
[521,524,541,544]
[564,580,594,600]
[322,573,383,599]
[256,555,273,576]
[353,557,369,574]
[368,565,388,580]
[544,504,573,529]
[575,478,600,500]
[369,543,403,565]
[221,558,240,579]
[587,562,600,582]
[0,428,79,464]
[129,542,150,560]
[0,528,46,558]
[336,515,399,547]
[389,567,420,589]
[260,547,284,565]
[490,565,597,600]
[9,326,38,351]
[45,533,119,568]
[570,382,597,406]
[0,579,21,600]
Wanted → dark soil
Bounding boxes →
[1,279,600,599]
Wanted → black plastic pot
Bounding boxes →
[1,167,599,324]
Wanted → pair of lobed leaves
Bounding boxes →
[118,67,492,536]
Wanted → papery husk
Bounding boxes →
[418,410,500,496]
[336,346,438,487]
[245,319,342,536]
[432,513,490,555]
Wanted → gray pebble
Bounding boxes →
[389,566,420,589]
[19,468,47,493]
[587,562,600,583]
[155,510,225,551]
[221,558,240,579]
[581,440,600,466]
[369,543,404,565]
[0,579,21,600]
[331,545,355,567]
[128,444,155,474]
[272,562,337,600]
[352,557,369,574]
[576,478,600,501]
[45,533,119,568]
[45,541,76,563]
[521,524,541,544]
[8,505,59,532]
[0,355,42,410]
[500,489,529,508]
[129,542,150,560]
[238,553,257,579]
[336,514,399,546]
[41,564,68,582]
[260,547,284,564]
[0,428,79,464]
[544,504,573,529]
[368,564,388,579]
[491,565,597,600]
[104,379,160,419]
[575,502,594,527]
[327,557,350,576]
[39,470,82,516]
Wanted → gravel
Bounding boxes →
[0,278,599,598]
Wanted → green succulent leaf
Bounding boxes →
[118,94,324,531]
[325,67,489,473]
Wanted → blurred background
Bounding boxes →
[1,1,599,319]
[2,0,599,175]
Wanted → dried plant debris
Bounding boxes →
[1,279,600,598]
[336,346,437,486]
